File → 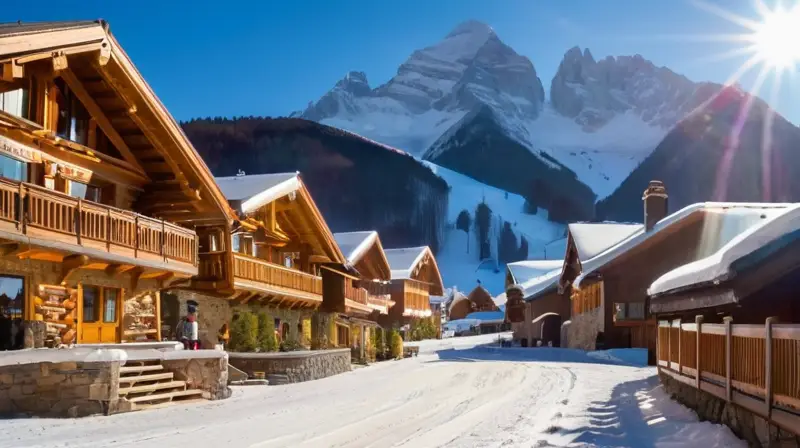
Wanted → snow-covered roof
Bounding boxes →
[568,222,643,261]
[384,246,444,294]
[493,292,507,307]
[333,231,378,265]
[649,203,800,296]
[507,260,562,285]
[215,172,300,214]
[465,310,505,324]
[514,267,563,301]
[574,202,792,288]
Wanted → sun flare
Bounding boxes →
[750,4,800,70]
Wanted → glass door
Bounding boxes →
[78,285,121,344]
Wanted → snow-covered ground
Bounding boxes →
[424,163,565,296]
[1,335,744,448]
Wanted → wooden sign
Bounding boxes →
[0,134,43,163]
[57,162,92,183]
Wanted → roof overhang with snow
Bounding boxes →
[572,202,792,289]
[333,231,391,282]
[509,267,563,302]
[216,172,346,264]
[506,260,562,286]
[385,246,444,295]
[648,204,800,309]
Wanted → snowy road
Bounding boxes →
[0,335,743,448]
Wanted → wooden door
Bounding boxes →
[78,285,122,344]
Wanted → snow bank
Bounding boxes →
[0,347,226,367]
[587,348,649,366]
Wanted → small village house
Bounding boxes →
[166,172,347,350]
[331,230,394,359]
[561,180,790,364]
[504,260,562,345]
[382,246,444,332]
[648,204,800,439]
[505,266,568,347]
[448,283,497,321]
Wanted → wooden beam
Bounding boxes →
[59,254,89,284]
[104,264,124,276]
[52,53,68,72]
[1,62,23,80]
[58,69,146,174]
[240,293,259,305]
[97,41,111,66]
[129,266,145,291]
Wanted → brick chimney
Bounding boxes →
[643,180,668,231]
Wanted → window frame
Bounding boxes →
[81,285,122,325]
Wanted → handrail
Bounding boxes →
[344,282,368,305]
[0,177,197,266]
[232,252,322,295]
[658,317,800,432]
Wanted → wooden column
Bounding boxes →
[765,316,777,418]
[676,318,682,374]
[724,316,733,402]
[695,315,703,389]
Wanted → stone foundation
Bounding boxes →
[228,349,351,384]
[567,307,603,350]
[0,359,121,418]
[162,355,231,400]
[660,372,800,447]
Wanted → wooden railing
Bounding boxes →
[344,282,368,306]
[233,252,322,296]
[0,178,197,266]
[658,317,800,434]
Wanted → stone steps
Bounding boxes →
[118,360,206,411]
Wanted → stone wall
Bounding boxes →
[660,372,800,447]
[0,359,121,418]
[228,349,351,384]
[162,355,231,400]
[567,307,603,350]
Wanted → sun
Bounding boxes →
[749,4,800,70]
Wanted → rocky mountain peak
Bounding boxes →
[334,71,371,97]
[445,20,495,41]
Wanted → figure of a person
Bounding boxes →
[179,300,200,350]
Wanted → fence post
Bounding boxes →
[676,319,682,374]
[75,199,82,245]
[724,316,733,402]
[765,316,777,418]
[696,315,703,389]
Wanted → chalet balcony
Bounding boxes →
[0,177,198,274]
[344,281,372,314]
[403,281,432,318]
[232,252,323,305]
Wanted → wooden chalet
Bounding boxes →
[382,246,444,328]
[649,204,800,435]
[0,20,234,348]
[448,284,498,321]
[185,172,347,347]
[330,230,393,357]
[503,260,564,346]
[560,180,790,364]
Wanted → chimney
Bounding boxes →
[643,180,668,231]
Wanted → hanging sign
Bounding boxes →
[57,162,92,184]
[0,134,43,163]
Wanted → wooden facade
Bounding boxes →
[0,21,233,348]
[383,246,444,328]
[212,173,346,310]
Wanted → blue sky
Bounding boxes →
[4,0,799,123]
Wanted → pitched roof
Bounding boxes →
[384,246,444,295]
[215,172,300,213]
[649,204,800,296]
[511,267,563,302]
[574,202,792,288]
[568,222,643,260]
[506,260,562,285]
[334,231,379,264]
[0,20,98,37]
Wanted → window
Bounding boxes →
[0,154,27,182]
[82,286,100,323]
[68,180,102,202]
[53,78,90,145]
[0,275,25,350]
[103,289,118,323]
[0,88,30,119]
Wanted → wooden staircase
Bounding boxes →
[119,360,205,411]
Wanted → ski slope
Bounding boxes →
[424,162,565,296]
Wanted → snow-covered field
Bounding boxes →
[1,335,744,448]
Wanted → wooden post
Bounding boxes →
[155,291,162,343]
[765,316,777,418]
[695,315,703,388]
[161,220,166,260]
[133,214,138,258]
[75,199,82,245]
[676,319,682,374]
[724,316,733,402]
[667,320,672,369]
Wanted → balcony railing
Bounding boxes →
[345,282,368,306]
[232,252,322,296]
[0,178,197,266]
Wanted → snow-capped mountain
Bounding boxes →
[298,20,717,200]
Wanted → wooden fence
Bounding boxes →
[657,317,800,434]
